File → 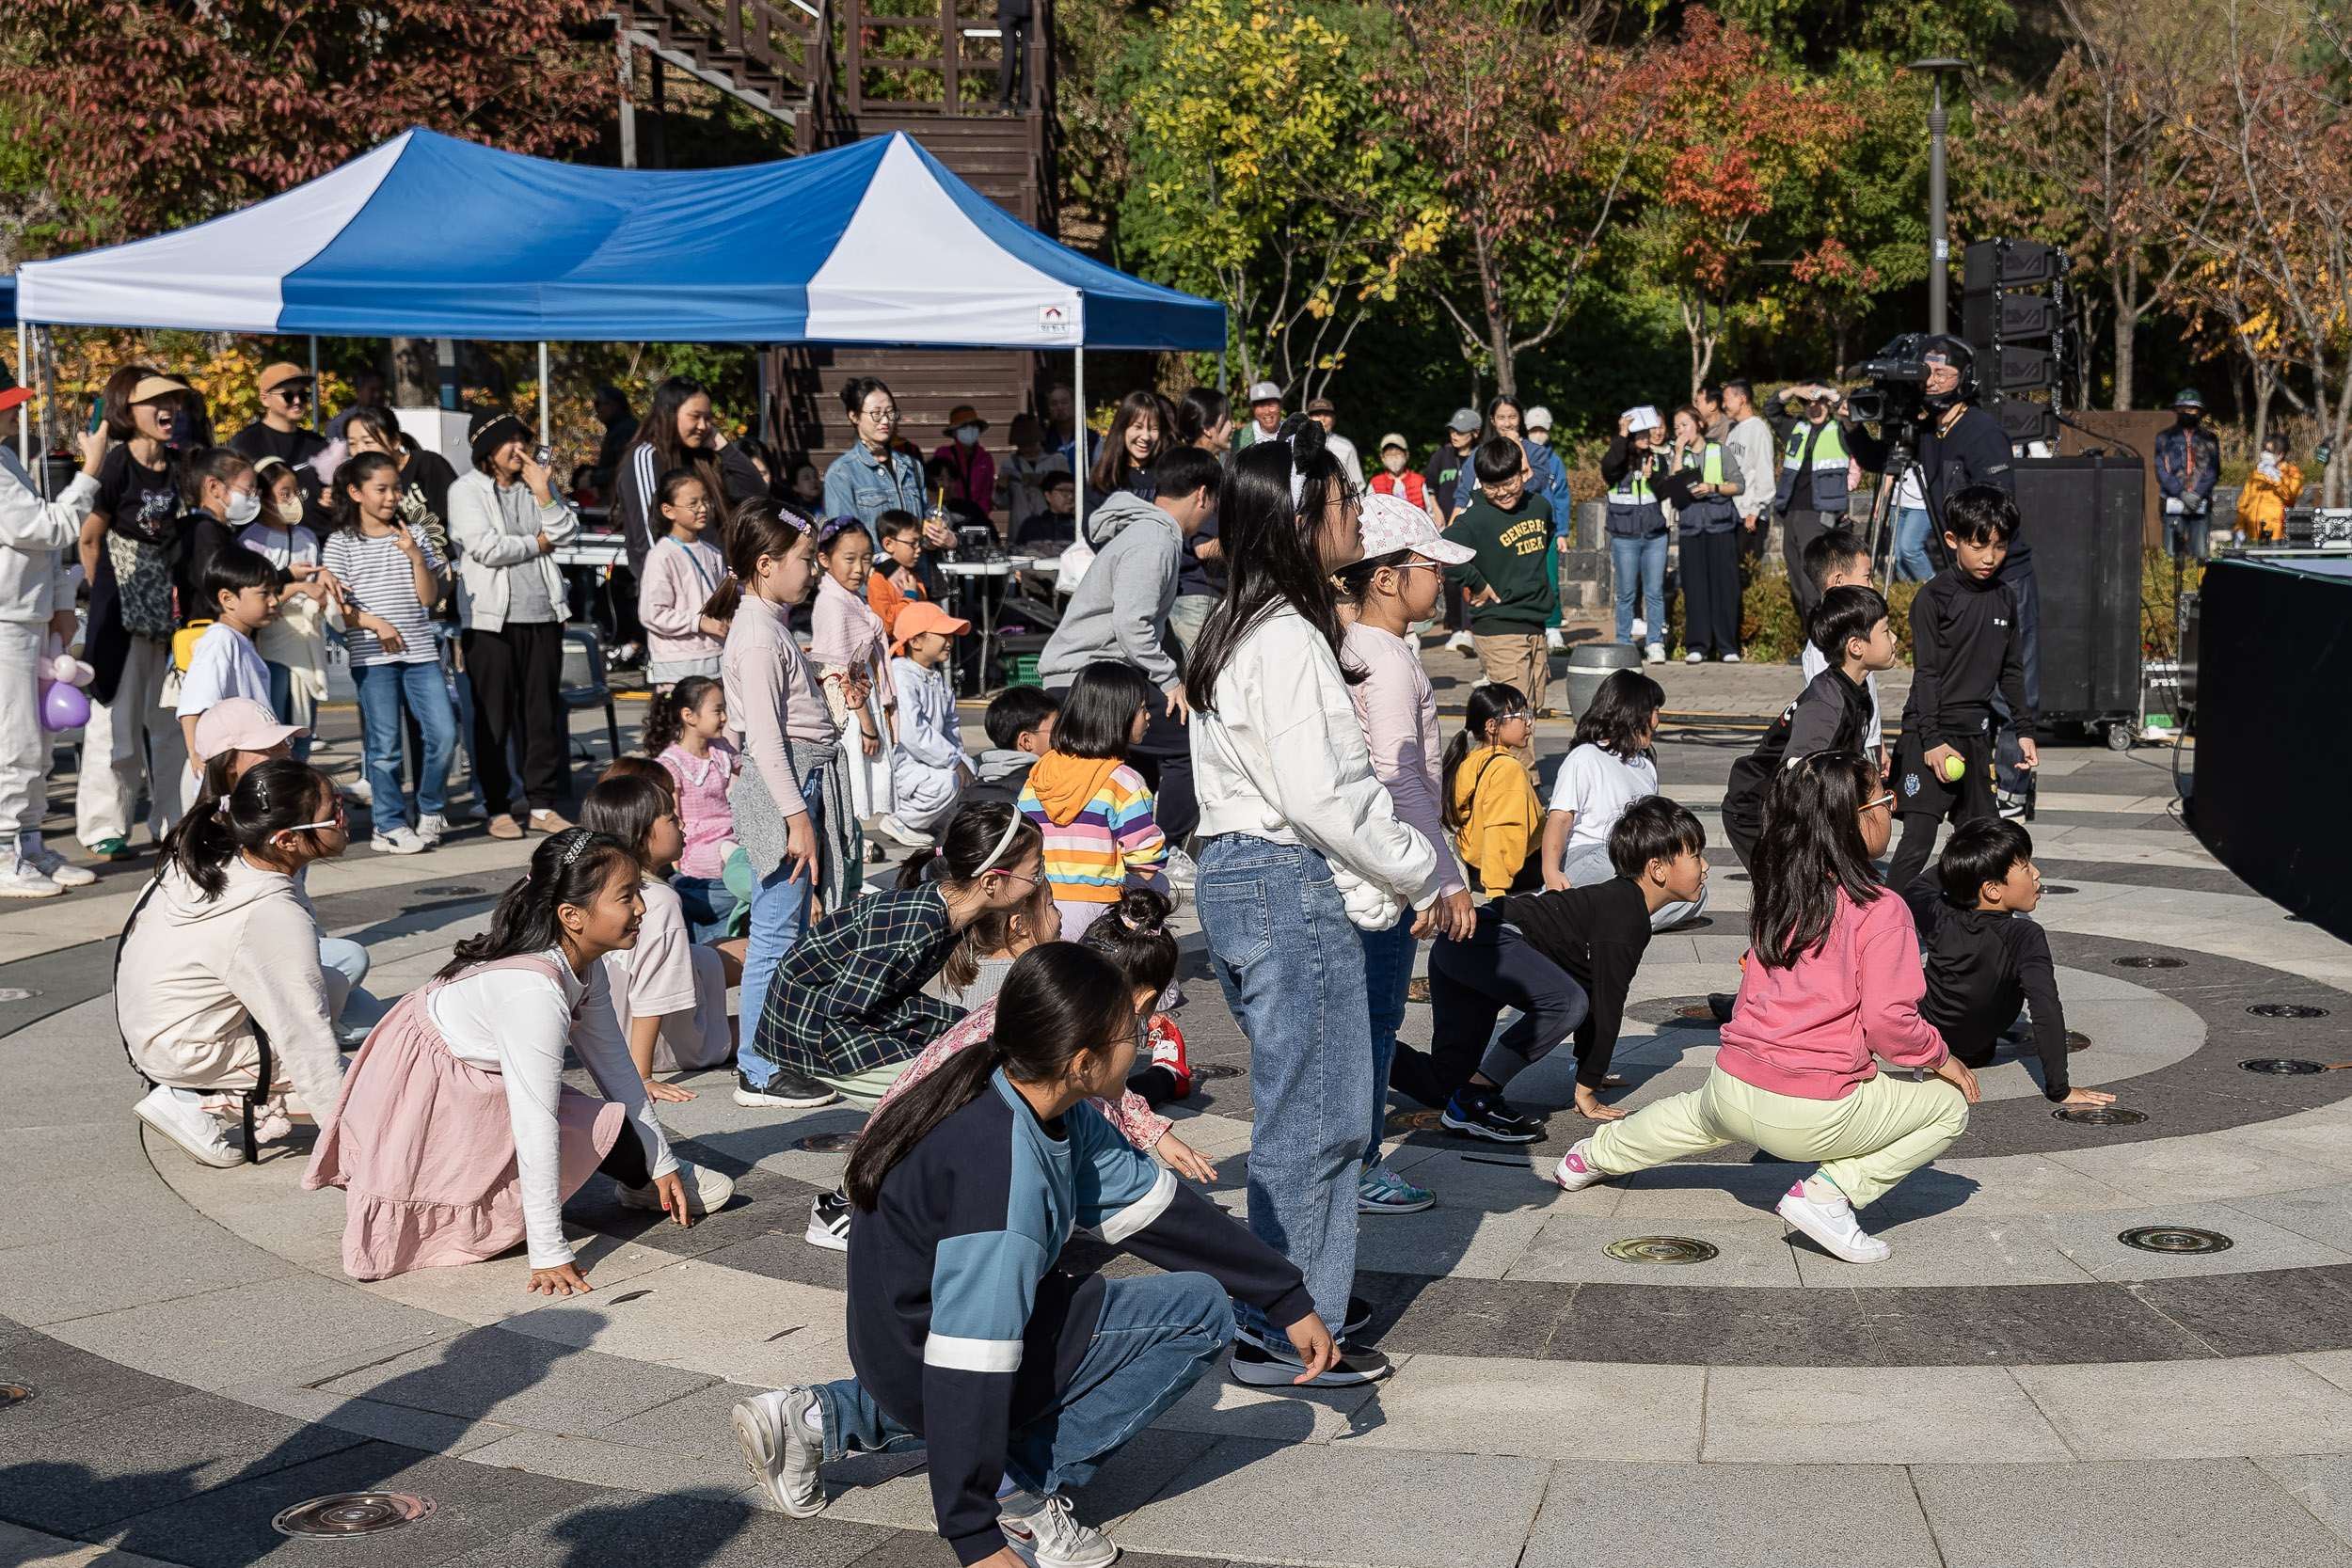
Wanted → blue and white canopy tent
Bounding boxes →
[12,127,1223,489]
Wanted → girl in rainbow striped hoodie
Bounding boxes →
[1017,661,1168,941]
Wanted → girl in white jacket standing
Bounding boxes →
[0,396,104,896]
[1184,417,1440,1389]
[115,758,352,1167]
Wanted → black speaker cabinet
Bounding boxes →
[2011,456,2144,724]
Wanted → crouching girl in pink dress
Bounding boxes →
[305,828,735,1292]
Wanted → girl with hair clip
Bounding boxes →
[1335,490,1478,1213]
[1441,683,1542,902]
[808,516,899,834]
[1185,414,1441,1388]
[636,467,732,693]
[306,828,734,1288]
[1554,752,1979,1266]
[893,886,1216,1172]
[1541,667,1704,930]
[580,773,743,1097]
[645,674,747,943]
[709,498,852,1110]
[734,943,1333,1568]
[754,802,1055,1250]
[115,760,353,1168]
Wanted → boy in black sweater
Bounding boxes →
[1721,584,1894,867]
[1887,484,2039,888]
[1391,797,1708,1132]
[1901,818,2113,1109]
[961,686,1057,806]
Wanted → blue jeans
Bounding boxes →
[1358,914,1417,1166]
[1196,834,1370,1338]
[262,661,311,761]
[1611,532,1668,646]
[675,874,740,945]
[317,935,372,1024]
[1893,506,1935,581]
[737,768,824,1085]
[351,658,453,828]
[814,1271,1232,1498]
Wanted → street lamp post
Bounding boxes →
[1909,58,1969,337]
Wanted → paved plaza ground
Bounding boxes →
[5,641,2349,1568]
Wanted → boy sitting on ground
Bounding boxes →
[1901,817,2114,1109]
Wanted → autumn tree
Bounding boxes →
[0,0,616,251]
[1373,0,1665,401]
[1125,0,1440,399]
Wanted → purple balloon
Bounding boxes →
[40,680,89,731]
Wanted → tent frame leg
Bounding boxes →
[1073,343,1086,541]
[537,341,551,447]
[14,323,28,471]
[308,335,319,428]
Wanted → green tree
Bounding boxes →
[1124,0,1441,398]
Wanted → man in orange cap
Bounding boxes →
[230,364,328,522]
[931,404,995,523]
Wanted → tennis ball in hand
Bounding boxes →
[1940,754,1967,783]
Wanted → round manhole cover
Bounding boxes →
[2042,884,2078,895]
[414,884,486,897]
[2055,1104,2147,1125]
[2119,1226,2233,1256]
[2243,1058,2329,1075]
[0,1381,31,1408]
[1605,1236,1718,1265]
[0,989,38,1003]
[2067,1031,2092,1052]
[793,1132,861,1153]
[2249,1003,2331,1019]
[1189,1062,1243,1080]
[272,1492,435,1538]
[2114,956,2185,969]
[1385,1109,1443,1133]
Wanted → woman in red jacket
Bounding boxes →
[1553,751,1979,1264]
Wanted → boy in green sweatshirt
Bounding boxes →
[1444,436,1561,766]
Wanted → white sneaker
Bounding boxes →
[1553,1137,1609,1192]
[1445,629,1474,654]
[22,846,94,887]
[1544,626,1565,651]
[998,1491,1117,1568]
[1684,650,1704,664]
[875,813,931,849]
[340,777,374,804]
[135,1085,241,1167]
[414,812,449,847]
[618,1160,736,1216]
[1165,845,1198,891]
[1645,642,1666,665]
[732,1386,828,1517]
[1777,1182,1891,1263]
[0,855,62,898]
[371,825,429,855]
[1723,652,1742,663]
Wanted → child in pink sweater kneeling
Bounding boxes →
[1553,751,1979,1264]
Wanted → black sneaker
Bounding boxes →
[734,1068,838,1109]
[1440,1087,1541,1144]
[1707,992,1737,1024]
[1237,1295,1372,1352]
[1229,1338,1393,1388]
[805,1189,852,1251]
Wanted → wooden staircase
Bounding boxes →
[613,0,1062,489]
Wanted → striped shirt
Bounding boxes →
[1017,753,1167,903]
[324,526,445,666]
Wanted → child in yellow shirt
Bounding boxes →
[1440,683,1542,900]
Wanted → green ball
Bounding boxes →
[1940,754,1967,782]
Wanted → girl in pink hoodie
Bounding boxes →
[1553,751,1980,1264]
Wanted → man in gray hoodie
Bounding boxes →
[1037,445,1221,841]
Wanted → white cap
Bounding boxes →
[1359,489,1476,564]
[1624,405,1663,435]
[1524,405,1554,430]
[1246,380,1281,404]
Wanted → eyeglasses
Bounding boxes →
[985,867,1045,890]
[269,387,312,404]
[860,404,899,424]
[1859,793,1897,814]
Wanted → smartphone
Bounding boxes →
[533,444,553,467]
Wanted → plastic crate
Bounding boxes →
[1007,654,1042,689]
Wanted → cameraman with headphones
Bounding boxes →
[1844,336,2037,811]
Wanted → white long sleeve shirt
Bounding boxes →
[1191,607,1439,907]
[0,451,93,624]
[429,949,675,1268]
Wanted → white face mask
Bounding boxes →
[1528,428,1550,445]
[954,423,980,447]
[275,495,304,526]
[1382,451,1408,473]
[225,489,261,527]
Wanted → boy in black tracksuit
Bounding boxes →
[1390,797,1709,1130]
[1722,584,1895,867]
[1900,818,2113,1110]
[1888,484,2039,889]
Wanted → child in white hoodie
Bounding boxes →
[115,758,353,1167]
[0,399,105,897]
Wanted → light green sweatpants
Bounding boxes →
[1588,1065,1969,1209]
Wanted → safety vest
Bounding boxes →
[1773,420,1850,514]
[1677,443,1739,534]
[1606,449,1667,539]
